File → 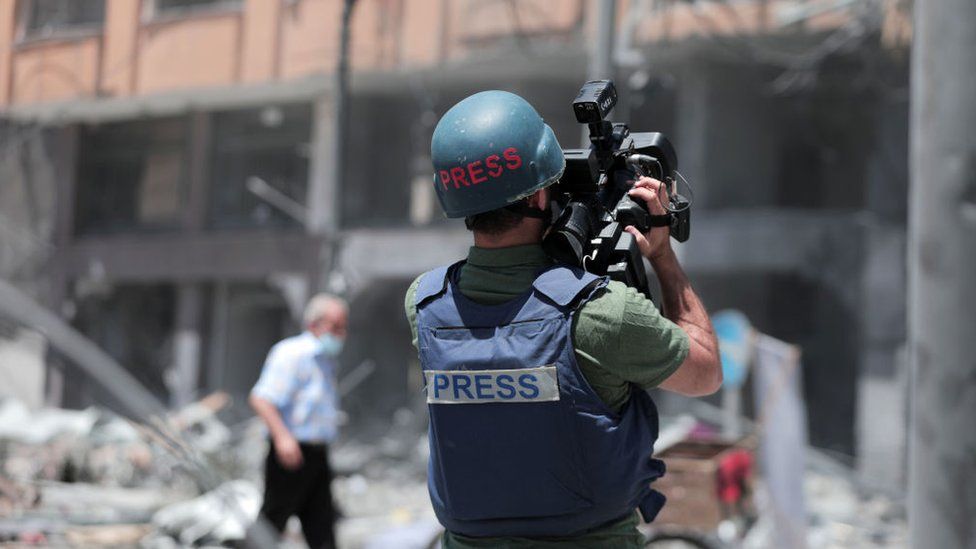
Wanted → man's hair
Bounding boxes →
[303,293,348,326]
[464,207,525,235]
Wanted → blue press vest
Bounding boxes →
[415,262,667,538]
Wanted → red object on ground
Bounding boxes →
[717,449,753,504]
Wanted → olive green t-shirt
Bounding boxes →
[403,244,689,548]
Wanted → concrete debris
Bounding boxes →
[0,400,193,492]
[66,524,155,546]
[331,407,439,549]
[739,464,907,549]
[0,394,242,546]
[361,519,443,549]
[0,393,910,549]
[148,480,261,547]
[167,392,233,455]
[803,471,906,548]
[0,483,183,544]
[0,398,98,444]
[37,482,185,524]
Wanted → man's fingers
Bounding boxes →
[624,226,652,257]
[276,443,304,470]
[633,176,663,190]
[283,451,303,469]
[628,186,668,215]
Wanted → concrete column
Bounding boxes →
[46,126,79,408]
[908,0,976,546]
[184,112,211,231]
[856,225,908,486]
[582,0,616,147]
[674,68,709,203]
[306,94,339,291]
[207,280,230,392]
[307,94,339,236]
[857,96,909,485]
[170,283,203,408]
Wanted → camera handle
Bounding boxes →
[616,154,673,233]
[623,154,693,242]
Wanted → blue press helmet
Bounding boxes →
[431,91,565,218]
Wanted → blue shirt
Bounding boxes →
[250,332,340,443]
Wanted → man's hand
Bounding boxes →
[623,176,673,262]
[274,433,304,470]
[620,177,722,396]
[249,394,305,469]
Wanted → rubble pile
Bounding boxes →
[0,395,910,548]
[0,396,254,547]
[331,407,440,549]
[803,470,906,548]
[738,458,907,548]
[142,480,261,548]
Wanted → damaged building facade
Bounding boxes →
[0,0,911,487]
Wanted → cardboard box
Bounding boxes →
[651,439,754,531]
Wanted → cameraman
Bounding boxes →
[404,91,721,548]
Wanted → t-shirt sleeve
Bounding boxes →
[575,281,690,389]
[250,344,300,408]
[404,275,423,350]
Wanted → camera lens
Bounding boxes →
[543,202,594,266]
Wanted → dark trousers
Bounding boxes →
[260,440,337,549]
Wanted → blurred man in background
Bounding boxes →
[249,294,347,549]
[405,91,721,547]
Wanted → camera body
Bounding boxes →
[544,80,691,298]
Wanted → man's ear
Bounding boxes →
[528,188,549,210]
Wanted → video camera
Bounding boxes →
[544,79,692,300]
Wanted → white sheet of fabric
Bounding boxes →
[752,333,808,549]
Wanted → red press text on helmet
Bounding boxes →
[438,147,522,190]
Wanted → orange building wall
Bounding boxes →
[100,0,142,96]
[0,1,16,105]
[10,37,102,104]
[137,14,242,95]
[278,0,339,80]
[0,0,851,109]
[460,0,581,42]
[398,0,444,67]
[241,0,281,83]
[0,0,591,108]
[0,0,876,108]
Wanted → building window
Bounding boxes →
[149,0,243,18]
[20,0,105,40]
[74,117,188,235]
[209,104,311,230]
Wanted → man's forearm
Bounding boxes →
[652,249,710,334]
[651,248,722,395]
[249,395,293,442]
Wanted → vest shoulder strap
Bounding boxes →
[415,262,461,308]
[531,266,606,308]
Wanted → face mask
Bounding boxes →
[317,332,344,356]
